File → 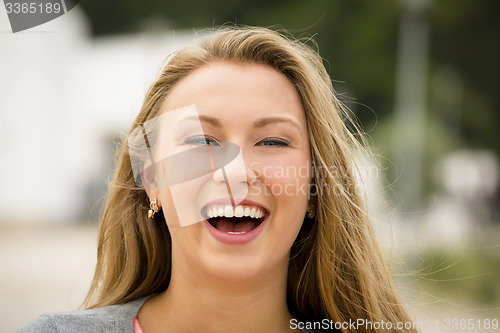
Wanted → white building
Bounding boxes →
[0,7,194,223]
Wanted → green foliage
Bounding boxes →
[429,0,500,155]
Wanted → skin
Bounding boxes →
[140,61,312,333]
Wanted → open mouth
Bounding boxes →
[202,205,267,234]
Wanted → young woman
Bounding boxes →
[19,27,418,333]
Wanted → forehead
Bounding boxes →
[160,61,305,124]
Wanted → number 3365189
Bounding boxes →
[5,2,62,14]
[443,319,499,330]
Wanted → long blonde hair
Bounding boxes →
[83,26,418,333]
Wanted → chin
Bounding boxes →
[201,251,269,283]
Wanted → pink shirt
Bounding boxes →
[133,317,143,333]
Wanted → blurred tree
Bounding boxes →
[429,0,500,154]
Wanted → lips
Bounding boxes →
[201,199,269,244]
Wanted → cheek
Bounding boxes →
[158,172,210,228]
[257,154,311,242]
[257,155,312,200]
[160,186,203,253]
[159,187,180,227]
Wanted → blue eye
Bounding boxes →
[184,135,220,146]
[258,138,290,147]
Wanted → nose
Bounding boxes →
[212,150,258,186]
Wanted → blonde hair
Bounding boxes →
[83,26,418,333]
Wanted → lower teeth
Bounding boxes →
[227,231,247,234]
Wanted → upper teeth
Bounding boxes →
[204,205,266,219]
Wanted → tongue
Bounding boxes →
[215,218,257,233]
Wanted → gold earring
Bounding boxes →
[307,204,316,219]
[148,198,159,218]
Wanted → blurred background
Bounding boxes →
[1,0,499,331]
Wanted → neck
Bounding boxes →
[139,258,294,333]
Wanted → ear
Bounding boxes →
[141,163,162,208]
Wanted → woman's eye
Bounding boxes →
[184,135,220,146]
[257,138,290,147]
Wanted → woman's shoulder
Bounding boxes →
[17,295,154,333]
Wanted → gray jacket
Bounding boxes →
[18,296,152,333]
[18,295,322,332]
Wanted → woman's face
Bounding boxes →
[156,61,311,282]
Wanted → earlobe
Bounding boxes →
[306,179,317,219]
[145,188,162,219]
[145,189,161,208]
[306,203,316,219]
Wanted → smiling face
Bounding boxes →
[156,61,312,282]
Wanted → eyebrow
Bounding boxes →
[178,115,222,128]
[253,116,302,133]
[179,114,302,132]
